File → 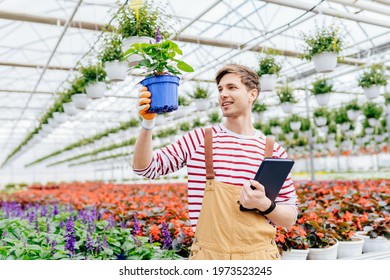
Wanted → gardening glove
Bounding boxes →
[138,86,157,130]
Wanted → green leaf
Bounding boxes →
[0,220,7,230]
[177,61,194,72]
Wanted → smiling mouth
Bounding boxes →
[222,102,233,107]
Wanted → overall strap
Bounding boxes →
[204,128,215,179]
[264,137,275,158]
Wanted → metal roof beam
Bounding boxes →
[327,0,390,16]
[0,61,72,71]
[262,0,390,28]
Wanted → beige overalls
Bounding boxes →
[189,128,280,260]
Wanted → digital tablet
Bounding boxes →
[240,158,294,211]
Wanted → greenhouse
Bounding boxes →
[0,0,389,264]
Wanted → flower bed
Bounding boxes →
[1,179,389,259]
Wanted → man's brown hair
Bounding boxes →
[215,64,260,98]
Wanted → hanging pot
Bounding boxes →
[140,74,180,114]
[364,127,374,135]
[104,60,128,82]
[86,82,106,99]
[53,112,67,124]
[270,126,282,135]
[347,110,360,121]
[315,93,331,106]
[193,99,209,111]
[122,36,155,66]
[363,85,381,100]
[340,122,351,131]
[71,93,89,110]
[368,118,378,127]
[290,121,301,131]
[47,118,57,129]
[312,51,338,73]
[259,74,277,91]
[62,102,78,116]
[280,103,294,114]
[314,116,327,127]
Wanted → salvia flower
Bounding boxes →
[161,221,172,250]
[65,216,76,255]
[86,233,94,252]
[155,26,162,43]
[53,204,59,216]
[132,213,141,236]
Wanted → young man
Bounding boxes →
[132,64,298,260]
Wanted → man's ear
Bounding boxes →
[249,89,258,103]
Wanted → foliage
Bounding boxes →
[179,122,191,132]
[275,225,309,253]
[156,127,177,138]
[192,118,205,128]
[303,220,338,248]
[333,107,349,124]
[80,64,107,85]
[252,101,267,113]
[99,32,125,63]
[311,78,333,95]
[116,1,169,39]
[257,55,282,76]
[362,102,383,120]
[313,107,330,118]
[178,95,192,106]
[124,40,194,76]
[345,99,360,111]
[358,64,388,88]
[302,25,344,60]
[208,111,221,124]
[277,86,297,104]
[188,84,211,99]
[384,92,390,105]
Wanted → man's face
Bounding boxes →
[217,73,255,118]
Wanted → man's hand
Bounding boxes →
[239,179,272,211]
[138,86,157,130]
[138,87,157,120]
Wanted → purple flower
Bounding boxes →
[53,204,59,216]
[132,213,141,236]
[86,233,94,252]
[103,234,109,249]
[35,220,40,234]
[28,210,36,223]
[65,216,76,255]
[161,222,172,250]
[40,205,47,217]
[96,236,102,253]
[59,220,65,229]
[46,221,51,234]
[155,26,162,43]
[51,240,57,256]
[107,216,115,229]
[2,230,7,238]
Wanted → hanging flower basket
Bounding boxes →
[260,74,277,92]
[140,75,180,114]
[52,112,67,124]
[290,121,301,131]
[312,52,338,73]
[62,102,78,116]
[347,110,360,121]
[104,60,128,81]
[314,117,327,127]
[315,93,331,107]
[71,93,89,110]
[86,82,106,99]
[363,85,381,100]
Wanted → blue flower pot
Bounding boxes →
[140,75,180,114]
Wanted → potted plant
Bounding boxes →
[288,114,302,131]
[313,107,330,127]
[334,107,350,131]
[66,76,88,110]
[257,55,282,91]
[345,99,361,121]
[99,32,127,82]
[355,218,390,253]
[311,78,333,106]
[276,225,309,260]
[117,1,169,65]
[302,25,344,73]
[358,64,387,99]
[125,39,194,114]
[277,85,298,114]
[251,101,267,121]
[208,110,222,124]
[269,118,282,135]
[303,220,339,260]
[175,95,192,118]
[328,220,364,259]
[362,102,383,127]
[188,84,211,111]
[80,64,107,99]
[178,121,191,132]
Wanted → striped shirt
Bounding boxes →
[133,124,298,230]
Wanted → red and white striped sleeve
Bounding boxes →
[273,141,299,216]
[132,128,205,179]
